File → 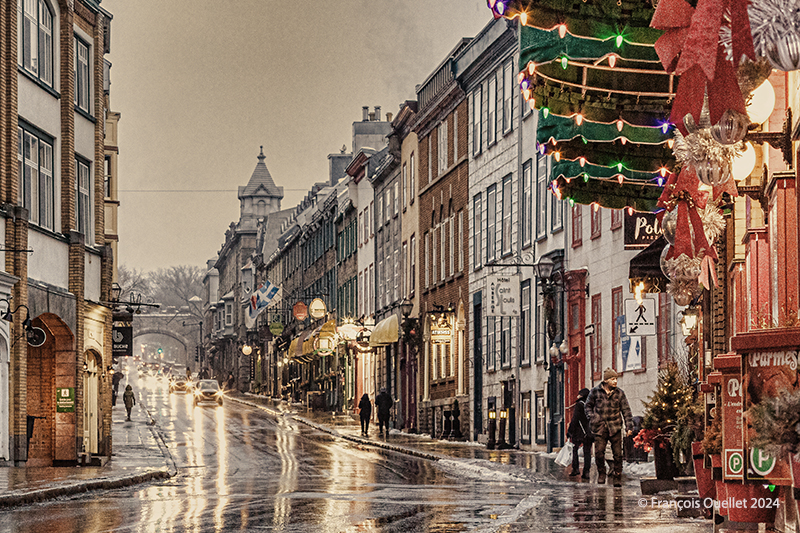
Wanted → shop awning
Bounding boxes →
[628,236,669,294]
[369,314,399,347]
[288,330,313,363]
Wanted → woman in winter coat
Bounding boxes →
[566,388,592,479]
[123,384,136,421]
[358,393,372,436]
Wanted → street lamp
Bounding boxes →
[536,254,564,453]
[399,298,413,318]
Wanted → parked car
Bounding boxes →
[169,377,191,393]
[193,379,223,406]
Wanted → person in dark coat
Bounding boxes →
[123,384,135,421]
[226,372,235,391]
[585,368,634,486]
[358,393,372,436]
[566,388,592,479]
[375,387,393,436]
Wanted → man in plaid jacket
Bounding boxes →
[585,368,634,486]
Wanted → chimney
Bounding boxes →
[374,106,381,121]
[369,111,375,121]
[362,106,369,121]
[386,112,393,123]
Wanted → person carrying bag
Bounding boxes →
[566,388,593,479]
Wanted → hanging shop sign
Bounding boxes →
[486,274,520,317]
[309,298,327,320]
[56,387,75,413]
[269,320,284,336]
[293,301,308,321]
[624,211,661,250]
[112,323,133,357]
[624,298,656,336]
[430,314,452,344]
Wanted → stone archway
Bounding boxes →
[27,313,75,466]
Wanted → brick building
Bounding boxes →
[414,40,471,438]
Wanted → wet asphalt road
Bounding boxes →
[0,373,709,532]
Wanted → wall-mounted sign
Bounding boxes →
[112,324,133,357]
[269,321,284,336]
[616,316,642,371]
[624,298,656,336]
[293,301,308,321]
[486,274,520,317]
[56,387,75,413]
[309,298,327,320]
[430,313,452,343]
[624,210,661,250]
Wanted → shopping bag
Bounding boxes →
[555,440,574,467]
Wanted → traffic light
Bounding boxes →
[195,346,199,362]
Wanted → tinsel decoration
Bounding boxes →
[671,128,741,197]
[700,201,726,243]
[748,0,800,71]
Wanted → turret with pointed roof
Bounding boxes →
[238,146,284,224]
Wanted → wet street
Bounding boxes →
[0,373,710,532]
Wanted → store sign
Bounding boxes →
[486,274,520,317]
[293,301,308,321]
[624,211,661,250]
[715,354,744,481]
[309,298,327,320]
[431,327,452,343]
[56,388,75,413]
[269,321,284,336]
[112,324,133,357]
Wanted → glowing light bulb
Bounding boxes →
[667,139,674,149]
[608,55,617,68]
[620,137,627,145]
[558,24,567,38]
[496,2,505,15]
[627,207,634,215]
[528,62,535,75]
[521,79,529,90]
[617,162,623,172]
[554,151,561,162]
[615,34,623,48]
[579,157,586,167]
[561,56,568,69]
[520,12,528,25]
[661,122,670,134]
[539,143,546,155]
[542,107,549,118]
[517,72,525,84]
[659,167,668,177]
[593,202,599,211]
[523,88,531,100]
[617,174,624,184]
[575,113,584,126]
[658,177,664,186]
[583,174,589,183]
[529,99,536,111]
[616,118,624,132]
[554,185,562,200]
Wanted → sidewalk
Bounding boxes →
[0,393,175,508]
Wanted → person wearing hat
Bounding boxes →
[585,368,634,486]
[375,387,393,437]
[566,388,592,479]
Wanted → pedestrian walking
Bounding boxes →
[226,372,235,391]
[198,368,209,380]
[376,387,393,436]
[123,384,136,421]
[585,368,634,487]
[566,388,592,479]
[358,393,372,436]
[185,366,192,381]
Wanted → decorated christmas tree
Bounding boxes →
[637,361,694,449]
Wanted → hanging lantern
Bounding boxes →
[710,109,749,145]
[662,209,677,245]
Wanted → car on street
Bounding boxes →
[169,377,191,393]
[193,379,223,406]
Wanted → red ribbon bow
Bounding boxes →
[657,168,717,266]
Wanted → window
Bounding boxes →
[368,263,374,315]
[502,175,512,256]
[438,121,448,174]
[572,204,583,248]
[535,288,547,364]
[440,219,446,281]
[487,316,496,371]
[473,194,482,270]
[535,392,546,443]
[75,159,91,236]
[393,248,399,303]
[385,190,391,224]
[18,0,53,86]
[522,394,532,443]
[590,293,602,380]
[501,317,511,367]
[410,234,416,296]
[453,110,459,161]
[657,293,671,368]
[394,182,399,216]
[225,302,233,326]
[591,204,601,239]
[19,125,55,231]
[611,208,623,230]
[472,86,482,155]
[536,155,548,239]
[359,271,364,314]
[75,36,90,113]
[409,152,415,204]
[521,160,532,248]
[487,74,496,146]
[402,241,408,297]
[425,231,430,289]
[612,287,623,371]
[402,163,407,209]
[496,67,503,139]
[521,280,531,365]
[458,210,464,272]
[377,195,384,229]
[427,137,432,184]
[503,60,513,133]
[550,165,563,232]
[449,215,455,277]
[486,184,497,263]
[432,225,437,285]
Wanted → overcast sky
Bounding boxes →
[102,0,491,273]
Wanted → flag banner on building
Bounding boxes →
[245,282,280,328]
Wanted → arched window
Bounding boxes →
[18,0,54,87]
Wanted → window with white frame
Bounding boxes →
[18,0,54,86]
[440,218,447,281]
[486,316,496,371]
[522,394,532,443]
[76,158,91,236]
[453,110,459,160]
[486,185,497,263]
[473,194,482,269]
[394,182,399,216]
[535,392,546,442]
[19,125,55,231]
[358,271,364,314]
[536,154,548,239]
[385,190,391,224]
[438,121,448,174]
[496,67,503,137]
[402,163,407,209]
[551,161,563,231]
[425,231,430,289]
[75,36,90,113]
[521,160,532,248]
[368,263,374,315]
[500,317,511,367]
[225,302,233,326]
[458,210,464,272]
[432,342,439,381]
[402,242,407,297]
[502,175,512,256]
[428,137,432,183]
[487,74,496,146]
[393,248,399,303]
[410,234,416,296]
[409,152,415,204]
[449,214,455,277]
[535,288,546,364]
[472,86,482,155]
[521,280,531,365]
[503,60,513,133]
